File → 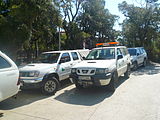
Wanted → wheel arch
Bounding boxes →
[43,73,60,88]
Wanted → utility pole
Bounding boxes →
[58,3,61,51]
[58,26,61,50]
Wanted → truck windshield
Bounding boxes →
[85,48,115,60]
[35,53,60,63]
[128,49,136,56]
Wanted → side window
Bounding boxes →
[71,52,79,60]
[136,49,140,55]
[139,48,143,54]
[0,56,11,69]
[120,48,126,56]
[60,53,71,63]
[125,48,129,55]
[122,48,128,56]
[117,48,122,55]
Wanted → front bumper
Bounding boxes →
[20,77,43,89]
[70,73,112,86]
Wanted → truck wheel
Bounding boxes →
[142,59,147,67]
[132,61,138,70]
[124,65,130,79]
[108,71,118,92]
[42,77,58,95]
[75,83,83,90]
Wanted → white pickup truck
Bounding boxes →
[70,45,131,91]
[0,51,20,102]
[19,50,89,95]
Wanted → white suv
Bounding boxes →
[70,46,131,91]
[128,47,147,70]
[19,50,88,95]
[0,51,20,102]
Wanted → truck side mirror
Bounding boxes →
[82,56,85,60]
[59,59,65,64]
[137,53,140,56]
[117,55,123,60]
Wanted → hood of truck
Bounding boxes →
[73,59,116,69]
[19,63,57,72]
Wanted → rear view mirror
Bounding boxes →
[117,55,123,60]
[137,53,140,56]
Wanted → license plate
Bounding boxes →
[79,76,91,80]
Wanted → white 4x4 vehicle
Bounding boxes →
[0,51,20,102]
[19,50,86,95]
[128,47,148,70]
[70,45,131,91]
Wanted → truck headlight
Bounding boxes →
[71,68,77,73]
[96,68,109,74]
[28,71,40,77]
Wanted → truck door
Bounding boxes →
[57,53,72,80]
[120,48,128,73]
[117,48,125,76]
[136,49,143,64]
[139,48,145,64]
[0,56,19,101]
[71,52,81,66]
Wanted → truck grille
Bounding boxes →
[76,68,96,75]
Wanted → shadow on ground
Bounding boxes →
[131,62,160,76]
[0,89,48,110]
[55,76,128,106]
[0,79,72,110]
[1,62,159,110]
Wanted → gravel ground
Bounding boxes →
[0,62,160,120]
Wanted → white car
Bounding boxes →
[0,51,20,102]
[128,47,148,70]
[19,50,89,95]
[70,44,131,91]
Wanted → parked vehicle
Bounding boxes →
[19,50,89,95]
[0,51,20,102]
[128,47,148,70]
[70,42,131,91]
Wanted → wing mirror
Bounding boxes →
[117,55,123,60]
[59,59,65,64]
[82,56,85,60]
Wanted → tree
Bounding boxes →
[77,0,118,48]
[58,0,84,49]
[118,1,160,61]
[0,0,60,60]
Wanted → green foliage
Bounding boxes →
[119,1,160,62]
[1,0,159,63]
[0,0,60,59]
[77,0,118,47]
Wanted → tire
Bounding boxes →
[132,61,138,70]
[108,71,118,92]
[142,59,147,67]
[42,77,58,95]
[124,65,130,79]
[75,82,83,90]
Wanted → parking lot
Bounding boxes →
[1,62,160,120]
